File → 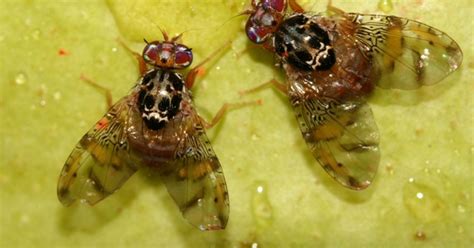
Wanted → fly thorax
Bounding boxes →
[137,69,185,130]
[274,13,336,71]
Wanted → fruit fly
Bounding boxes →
[57,33,238,231]
[243,0,462,189]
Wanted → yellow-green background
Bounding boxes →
[0,0,472,247]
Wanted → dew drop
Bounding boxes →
[14,72,28,85]
[240,239,260,248]
[416,192,424,199]
[251,181,273,229]
[111,47,118,52]
[403,181,446,222]
[414,230,427,241]
[378,0,393,13]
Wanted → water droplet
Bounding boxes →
[408,177,415,183]
[14,72,28,85]
[416,192,424,199]
[378,0,393,13]
[414,230,427,241]
[240,238,260,248]
[403,181,446,221]
[111,47,118,52]
[215,66,221,70]
[251,181,273,229]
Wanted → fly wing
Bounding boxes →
[347,13,463,89]
[57,97,139,206]
[288,77,380,189]
[158,112,229,231]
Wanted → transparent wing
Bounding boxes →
[158,114,229,231]
[347,13,463,89]
[289,81,380,189]
[57,97,139,206]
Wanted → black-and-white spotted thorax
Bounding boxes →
[137,69,185,130]
[274,13,336,71]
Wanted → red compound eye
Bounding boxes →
[174,44,193,68]
[246,21,272,44]
[142,42,161,64]
[245,0,285,44]
[263,0,286,12]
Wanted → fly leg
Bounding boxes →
[199,100,262,129]
[117,38,148,76]
[80,74,113,110]
[239,79,288,96]
[288,0,305,13]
